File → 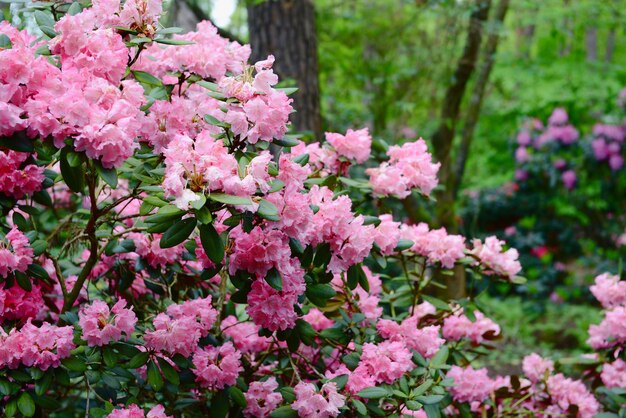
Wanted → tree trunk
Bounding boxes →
[454,0,510,198]
[605,27,616,63]
[585,26,598,62]
[430,0,491,299]
[247,0,322,140]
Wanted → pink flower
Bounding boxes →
[246,281,299,331]
[546,374,599,418]
[0,284,44,322]
[470,236,521,280]
[325,128,372,163]
[561,170,577,190]
[601,359,626,389]
[400,223,465,269]
[367,139,440,198]
[587,306,626,350]
[192,342,242,389]
[130,232,186,269]
[244,377,283,417]
[373,214,401,255]
[107,405,171,418]
[0,150,45,199]
[522,353,554,383]
[377,316,444,359]
[78,300,137,346]
[443,309,500,344]
[0,320,75,370]
[447,366,497,405]
[221,315,271,353]
[590,273,626,309]
[348,341,414,391]
[0,226,34,278]
[515,147,529,163]
[303,309,334,332]
[292,382,345,418]
[548,108,568,126]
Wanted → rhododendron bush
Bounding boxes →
[0,1,624,417]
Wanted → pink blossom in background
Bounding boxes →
[548,108,569,126]
[107,404,171,418]
[516,130,532,146]
[221,315,271,353]
[546,374,599,418]
[515,146,530,163]
[561,169,577,190]
[514,169,528,181]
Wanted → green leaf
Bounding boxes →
[127,352,150,369]
[145,205,184,224]
[362,216,381,226]
[270,406,298,418]
[196,206,212,224]
[154,38,195,45]
[257,199,280,221]
[132,70,163,87]
[30,240,47,257]
[306,283,336,307]
[421,295,450,311]
[356,386,389,399]
[395,239,415,252]
[405,400,423,411]
[95,163,118,188]
[292,153,309,166]
[429,346,449,369]
[295,319,316,346]
[156,27,184,35]
[27,264,50,282]
[273,137,300,147]
[347,264,365,290]
[0,34,11,49]
[60,149,85,193]
[229,386,247,407]
[203,114,229,128]
[199,223,224,264]
[34,11,57,37]
[265,268,283,291]
[313,243,332,268]
[35,372,53,396]
[208,193,254,206]
[147,360,163,391]
[61,356,87,372]
[0,131,34,152]
[18,392,35,417]
[157,357,180,385]
[102,346,117,368]
[277,87,298,95]
[15,271,32,292]
[415,395,444,405]
[160,217,197,248]
[352,399,367,415]
[67,2,82,15]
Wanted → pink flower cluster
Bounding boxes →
[221,315,271,354]
[535,108,579,146]
[0,321,75,370]
[192,341,242,389]
[400,223,466,269]
[244,377,283,417]
[0,150,44,199]
[292,382,345,418]
[545,373,600,418]
[443,309,501,344]
[145,296,217,356]
[591,124,624,171]
[469,236,521,280]
[107,404,171,418]
[522,352,554,382]
[589,272,626,309]
[325,128,372,164]
[78,300,137,346]
[367,139,440,198]
[377,314,444,359]
[0,284,44,322]
[601,359,626,389]
[447,366,500,407]
[0,226,33,278]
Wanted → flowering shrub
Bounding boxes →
[462,96,626,300]
[0,1,620,417]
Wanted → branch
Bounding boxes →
[180,0,244,44]
[453,0,510,198]
[62,172,100,312]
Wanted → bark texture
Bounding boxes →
[430,0,491,299]
[247,0,322,139]
[454,0,510,198]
